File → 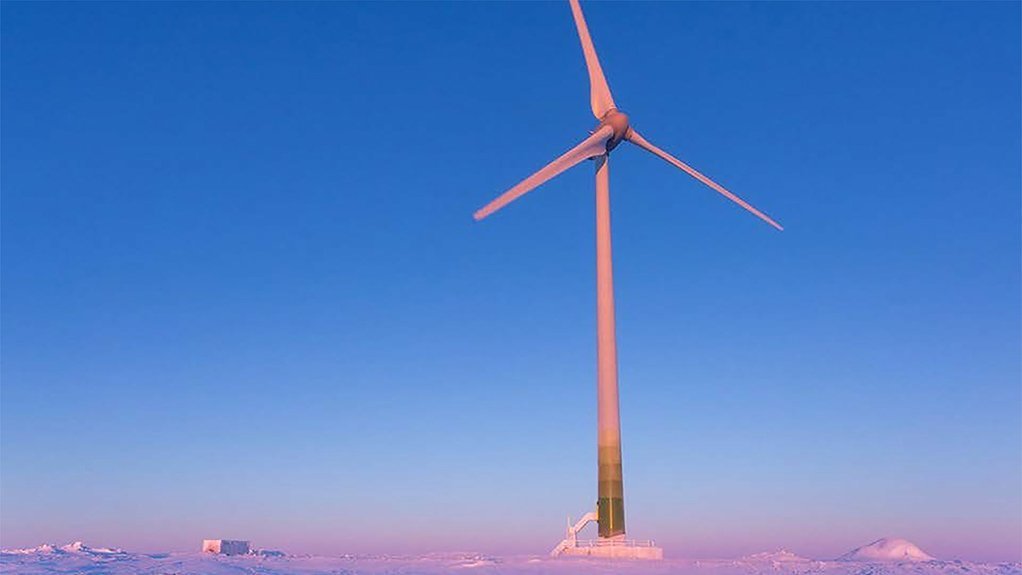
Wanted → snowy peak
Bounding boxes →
[839,537,935,562]
[743,549,811,562]
[1,541,124,556]
[1,544,58,555]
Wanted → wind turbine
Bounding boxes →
[474,0,782,548]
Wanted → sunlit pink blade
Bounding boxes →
[474,125,614,221]
[626,129,783,230]
[569,0,616,119]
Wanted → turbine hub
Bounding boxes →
[601,110,630,152]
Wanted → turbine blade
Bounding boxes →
[569,0,616,119]
[626,129,783,231]
[474,125,614,221]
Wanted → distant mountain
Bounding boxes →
[742,549,812,562]
[1,541,124,556]
[839,537,935,562]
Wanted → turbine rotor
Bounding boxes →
[600,110,630,152]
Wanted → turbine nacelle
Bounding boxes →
[599,109,630,152]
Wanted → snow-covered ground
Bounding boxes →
[2,539,1019,575]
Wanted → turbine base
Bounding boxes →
[550,512,662,560]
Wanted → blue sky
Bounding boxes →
[2,1,1019,562]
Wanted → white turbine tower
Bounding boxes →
[474,0,782,559]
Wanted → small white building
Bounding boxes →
[202,539,250,556]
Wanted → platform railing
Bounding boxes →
[573,539,657,548]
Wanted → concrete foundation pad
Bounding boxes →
[559,542,663,560]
